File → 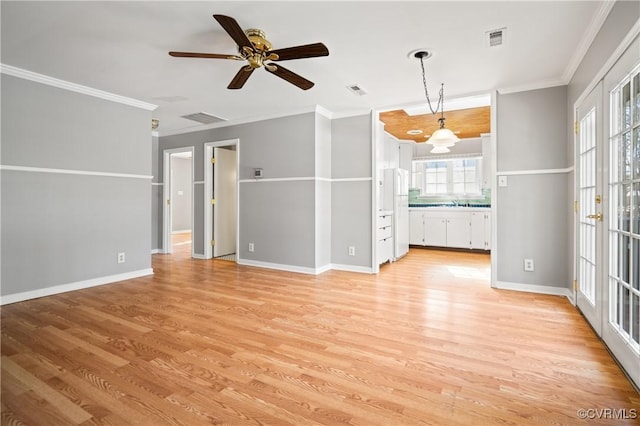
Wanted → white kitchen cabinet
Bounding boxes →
[410,208,490,250]
[481,133,492,189]
[424,216,448,247]
[471,211,491,250]
[445,217,472,248]
[377,211,394,264]
[409,210,424,245]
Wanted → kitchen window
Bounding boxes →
[412,157,483,196]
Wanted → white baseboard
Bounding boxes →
[330,264,375,274]
[236,258,325,275]
[493,280,573,301]
[235,258,374,275]
[0,268,154,305]
[192,253,207,260]
[151,249,161,254]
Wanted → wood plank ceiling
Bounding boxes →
[380,106,491,143]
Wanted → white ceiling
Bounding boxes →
[1,1,611,135]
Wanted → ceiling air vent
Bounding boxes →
[486,27,506,48]
[346,84,367,96]
[180,112,226,124]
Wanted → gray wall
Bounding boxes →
[1,74,152,298]
[496,86,569,287]
[155,111,374,272]
[331,114,373,267]
[158,113,325,270]
[170,156,192,232]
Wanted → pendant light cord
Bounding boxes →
[419,56,444,116]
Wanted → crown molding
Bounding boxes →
[561,0,617,84]
[0,64,157,111]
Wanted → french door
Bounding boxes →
[576,83,603,335]
[576,45,640,388]
[602,61,640,387]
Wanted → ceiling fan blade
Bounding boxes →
[228,66,254,89]
[169,51,244,60]
[265,64,314,90]
[213,14,254,52]
[268,43,329,61]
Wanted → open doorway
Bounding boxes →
[375,92,495,283]
[204,139,239,261]
[162,147,194,256]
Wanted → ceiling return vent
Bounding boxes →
[180,112,226,124]
[486,27,506,47]
[346,84,368,96]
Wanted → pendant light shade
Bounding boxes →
[428,127,459,145]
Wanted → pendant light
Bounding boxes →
[413,50,459,153]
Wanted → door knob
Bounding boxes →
[587,212,603,221]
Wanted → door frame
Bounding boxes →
[162,147,194,255]
[204,139,240,259]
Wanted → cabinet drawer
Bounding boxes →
[378,214,392,228]
[378,225,393,240]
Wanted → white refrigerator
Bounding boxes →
[384,168,409,260]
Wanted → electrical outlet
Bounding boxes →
[117,252,126,264]
[348,246,356,256]
[248,243,254,253]
[524,258,534,272]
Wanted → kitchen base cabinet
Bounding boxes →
[471,211,491,250]
[410,210,425,245]
[424,217,447,247]
[377,211,394,264]
[410,208,491,250]
[445,216,472,249]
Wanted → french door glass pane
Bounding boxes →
[621,234,630,284]
[634,72,640,123]
[621,184,631,232]
[633,294,639,345]
[623,81,631,129]
[633,238,639,291]
[622,132,632,180]
[634,129,640,179]
[633,182,640,234]
[622,285,630,334]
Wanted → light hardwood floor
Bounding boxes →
[1,246,638,425]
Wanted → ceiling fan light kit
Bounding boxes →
[410,49,460,153]
[169,14,329,90]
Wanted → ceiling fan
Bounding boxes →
[169,14,329,90]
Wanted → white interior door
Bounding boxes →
[576,82,603,335]
[213,147,237,257]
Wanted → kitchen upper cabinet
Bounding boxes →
[481,133,492,189]
[399,142,413,172]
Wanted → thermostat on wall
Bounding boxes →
[254,168,263,179]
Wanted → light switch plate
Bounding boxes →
[498,175,508,187]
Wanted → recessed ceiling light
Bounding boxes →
[407,129,423,135]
